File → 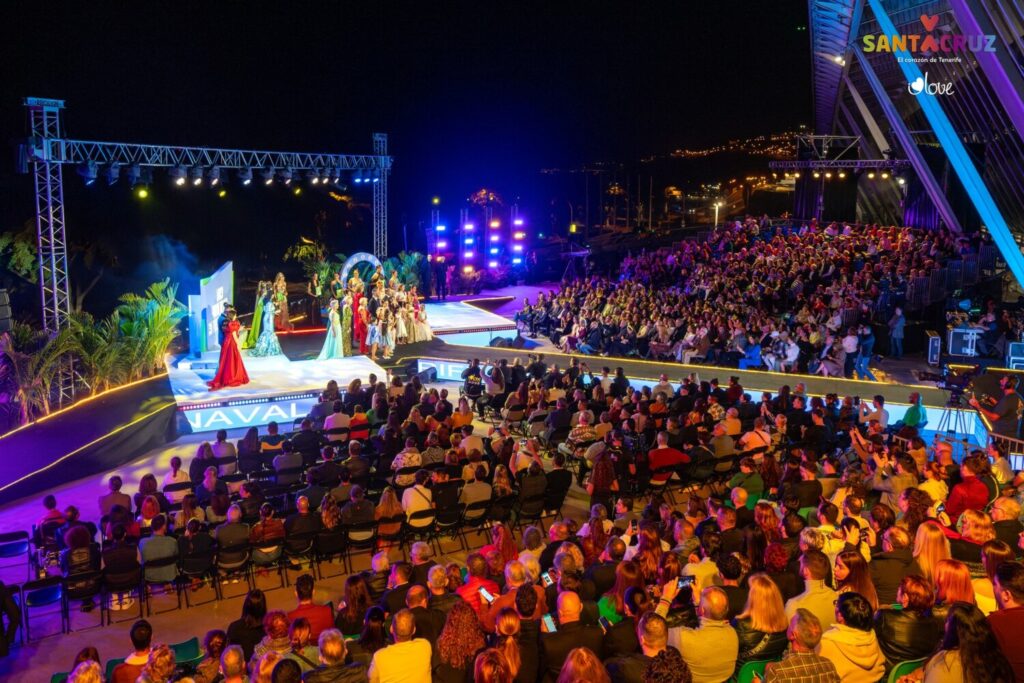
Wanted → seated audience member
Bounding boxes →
[285,495,322,537]
[604,611,685,683]
[287,573,334,640]
[379,561,414,617]
[249,503,285,564]
[482,560,547,631]
[193,629,227,683]
[219,645,248,683]
[99,475,133,517]
[989,561,1024,681]
[367,608,432,683]
[733,573,789,668]
[304,628,367,682]
[873,574,943,670]
[916,602,1015,683]
[110,619,153,683]
[139,514,178,584]
[658,584,738,683]
[434,600,486,683]
[869,526,920,606]
[815,592,885,683]
[260,421,287,453]
[457,553,501,617]
[340,485,376,526]
[784,549,837,631]
[762,609,839,682]
[539,591,603,682]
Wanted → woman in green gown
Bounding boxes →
[341,293,353,356]
[242,281,267,349]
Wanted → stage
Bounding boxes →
[170,350,387,433]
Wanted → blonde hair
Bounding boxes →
[255,651,283,683]
[68,661,102,683]
[959,510,996,544]
[494,608,522,678]
[913,521,951,582]
[738,573,788,633]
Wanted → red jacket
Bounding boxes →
[648,447,690,482]
[945,476,989,522]
[287,602,335,640]
[456,576,500,617]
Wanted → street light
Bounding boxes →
[714,201,723,227]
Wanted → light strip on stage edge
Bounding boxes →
[0,403,174,494]
[0,372,168,442]
[865,0,1024,287]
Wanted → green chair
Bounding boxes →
[797,506,817,523]
[887,657,927,683]
[104,658,125,681]
[733,659,775,683]
[170,636,201,662]
[49,675,68,683]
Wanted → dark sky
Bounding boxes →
[0,1,810,301]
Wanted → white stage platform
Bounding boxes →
[424,300,517,334]
[169,353,387,433]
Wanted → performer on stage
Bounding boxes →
[366,308,382,361]
[355,297,369,355]
[250,286,283,357]
[341,293,353,356]
[208,310,249,390]
[242,282,267,350]
[416,304,433,342]
[306,272,323,328]
[272,273,293,331]
[317,299,345,360]
[217,303,236,347]
[328,271,344,302]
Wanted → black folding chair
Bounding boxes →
[19,576,68,641]
[0,531,32,581]
[65,570,105,631]
[214,542,254,599]
[315,528,347,579]
[142,555,182,616]
[513,493,547,535]
[343,522,378,573]
[460,500,492,551]
[180,551,218,608]
[282,532,318,583]
[102,567,145,625]
[434,503,466,554]
[401,510,438,557]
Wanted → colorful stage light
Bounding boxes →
[489,220,500,228]
[436,240,448,249]
[513,218,524,226]
[512,244,523,252]
[463,265,474,273]
[488,260,498,268]
[464,223,475,231]
[512,257,522,264]
[436,224,446,232]
[136,187,149,199]
[77,160,98,185]
[464,237,474,244]
[490,234,499,242]
[464,251,474,258]
[432,196,441,205]
[218,189,228,198]
[489,247,499,254]
[514,231,525,240]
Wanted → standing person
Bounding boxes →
[969,375,1024,439]
[367,310,382,362]
[250,284,283,357]
[273,273,292,332]
[243,282,267,350]
[854,324,876,382]
[341,293,354,357]
[355,298,369,355]
[306,272,323,328]
[317,299,345,361]
[208,310,250,390]
[887,307,905,359]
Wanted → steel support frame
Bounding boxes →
[372,133,389,260]
[770,159,908,169]
[852,46,964,235]
[865,0,1024,284]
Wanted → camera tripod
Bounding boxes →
[935,397,973,459]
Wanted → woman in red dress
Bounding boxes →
[354,298,369,355]
[208,310,250,390]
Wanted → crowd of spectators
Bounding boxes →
[14,355,1024,683]
[516,220,995,376]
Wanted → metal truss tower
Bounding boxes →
[372,133,389,260]
[25,98,74,403]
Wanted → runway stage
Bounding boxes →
[170,350,387,433]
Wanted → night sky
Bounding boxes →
[0,1,810,309]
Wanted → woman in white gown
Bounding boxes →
[416,305,433,341]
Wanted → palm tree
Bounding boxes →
[116,279,187,378]
[70,312,130,394]
[3,328,79,423]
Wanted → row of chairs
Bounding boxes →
[48,636,203,683]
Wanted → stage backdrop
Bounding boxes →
[188,261,234,357]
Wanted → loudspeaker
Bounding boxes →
[0,289,10,334]
[489,337,513,348]
[415,367,437,384]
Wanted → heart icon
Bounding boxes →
[908,77,925,94]
[920,14,939,31]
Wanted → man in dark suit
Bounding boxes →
[539,591,603,682]
[379,562,414,617]
[600,586,646,660]
[514,585,542,683]
[404,585,445,647]
[584,537,626,598]
[717,507,745,556]
[284,496,322,537]
[290,419,326,467]
[604,612,670,683]
[308,447,344,488]
[544,454,573,512]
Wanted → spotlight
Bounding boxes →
[812,171,821,179]
[463,265,474,273]
[489,261,499,268]
[489,220,500,228]
[463,223,475,231]
[867,171,876,179]
[784,172,791,178]
[824,172,832,179]
[464,237,474,245]
[321,170,331,184]
[490,247,499,254]
[436,225,446,232]
[897,176,906,186]
[126,163,141,187]
[513,218,524,226]
[514,231,526,240]
[190,166,204,186]
[279,168,293,185]
[207,166,221,186]
[464,251,474,258]
[354,170,365,184]
[838,171,847,179]
[169,165,187,186]
[490,234,500,242]
[793,172,800,178]
[293,186,302,196]
[238,168,253,185]
[262,167,275,185]
[432,196,441,205]
[135,186,149,199]
[880,171,890,179]
[307,170,320,185]
[104,162,121,186]
[77,161,98,186]
[331,168,342,184]
[512,257,522,264]
[436,240,448,249]
[218,188,227,198]
[371,169,380,183]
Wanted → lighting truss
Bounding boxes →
[769,159,910,170]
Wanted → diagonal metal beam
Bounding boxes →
[853,47,964,235]
[844,74,890,155]
[865,0,1024,285]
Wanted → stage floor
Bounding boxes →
[424,300,517,334]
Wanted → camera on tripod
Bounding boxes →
[934,364,982,407]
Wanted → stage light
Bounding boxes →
[489,220,500,228]
[353,170,364,184]
[464,237,474,244]
[489,260,499,268]
[262,167,275,185]
[812,171,821,179]
[293,186,302,195]
[824,172,832,179]
[513,218,524,226]
[436,224,446,232]
[190,166,204,186]
[867,171,876,179]
[490,247,499,254]
[126,163,141,187]
[218,188,227,198]
[880,171,890,179]
[784,172,791,178]
[463,265,474,273]
[464,251,474,258]
[331,168,341,184]
[512,257,522,264]
[431,196,441,205]
[371,169,380,183]
[436,240,448,249]
[838,171,847,179]
[897,176,906,185]
[279,168,293,185]
[238,168,253,185]
[569,224,577,233]
[136,186,149,199]
[307,170,320,185]
[77,161,98,185]
[169,165,187,186]
[207,166,221,186]
[490,234,500,242]
[512,244,523,252]
[464,223,475,231]
[514,231,526,240]
[104,162,121,185]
